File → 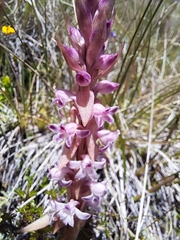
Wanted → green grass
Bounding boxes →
[0,0,180,239]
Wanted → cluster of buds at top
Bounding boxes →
[19,0,122,238]
[48,0,122,235]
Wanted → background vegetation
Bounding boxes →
[0,0,180,239]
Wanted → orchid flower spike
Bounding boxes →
[19,1,122,239]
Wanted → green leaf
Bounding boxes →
[15,188,26,199]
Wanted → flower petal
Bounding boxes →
[89,180,107,197]
[76,129,90,138]
[59,179,72,187]
[75,208,91,220]
[94,158,106,169]
[48,124,59,132]
[68,161,81,169]
[82,193,101,212]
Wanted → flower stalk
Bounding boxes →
[19,0,122,239]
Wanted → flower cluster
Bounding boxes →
[48,0,122,234]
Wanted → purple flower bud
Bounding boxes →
[94,53,118,71]
[68,26,85,49]
[85,0,115,69]
[50,199,91,227]
[93,80,119,95]
[76,71,91,86]
[83,0,99,17]
[97,44,124,78]
[86,26,107,69]
[75,0,93,45]
[56,37,83,72]
[97,0,115,19]
[66,23,86,58]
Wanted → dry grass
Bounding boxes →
[0,0,180,239]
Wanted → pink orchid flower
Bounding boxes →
[49,122,90,147]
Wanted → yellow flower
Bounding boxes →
[1,25,15,34]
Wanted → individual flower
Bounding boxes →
[49,122,90,147]
[82,193,102,212]
[97,129,120,151]
[110,30,116,38]
[75,0,93,45]
[52,86,75,109]
[86,180,107,198]
[93,103,118,127]
[2,25,15,34]
[55,37,84,72]
[68,154,106,180]
[93,53,118,71]
[93,80,119,95]
[66,24,85,57]
[96,44,124,79]
[50,199,91,227]
[49,165,73,187]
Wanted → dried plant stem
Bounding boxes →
[133,173,178,202]
[135,77,155,240]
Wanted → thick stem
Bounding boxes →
[61,218,86,240]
